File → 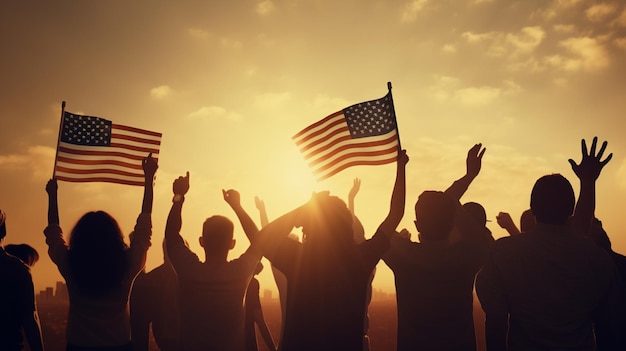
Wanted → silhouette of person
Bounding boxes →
[588,218,626,285]
[383,143,493,351]
[130,240,180,351]
[257,150,408,351]
[0,210,45,351]
[164,172,262,351]
[44,154,157,351]
[253,196,296,351]
[476,137,623,350]
[245,262,277,351]
[347,177,375,351]
[495,209,535,236]
[5,244,39,267]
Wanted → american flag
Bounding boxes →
[54,112,162,186]
[293,92,399,181]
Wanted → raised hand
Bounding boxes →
[495,212,514,229]
[142,153,158,179]
[255,196,266,211]
[398,149,409,166]
[46,178,58,196]
[173,172,190,196]
[568,137,612,182]
[222,189,241,208]
[348,178,361,201]
[466,143,486,179]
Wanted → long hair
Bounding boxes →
[68,211,129,297]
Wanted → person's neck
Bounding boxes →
[204,252,228,265]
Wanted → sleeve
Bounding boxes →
[166,236,202,276]
[127,212,153,277]
[381,235,406,271]
[43,224,71,277]
[359,227,391,270]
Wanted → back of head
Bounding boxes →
[202,215,234,255]
[68,211,128,296]
[5,244,39,267]
[300,193,354,249]
[414,191,455,241]
[0,209,6,240]
[530,174,575,225]
[463,202,488,227]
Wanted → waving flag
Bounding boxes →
[54,111,162,186]
[293,92,399,181]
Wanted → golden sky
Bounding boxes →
[1,0,626,294]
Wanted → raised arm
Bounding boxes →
[569,137,612,236]
[348,177,361,215]
[445,143,485,201]
[165,172,190,250]
[141,153,158,214]
[127,154,158,274]
[496,211,521,236]
[46,178,59,226]
[223,189,260,244]
[377,149,409,235]
[255,196,270,227]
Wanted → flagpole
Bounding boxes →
[52,101,66,179]
[387,81,402,151]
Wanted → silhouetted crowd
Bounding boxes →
[2,137,625,351]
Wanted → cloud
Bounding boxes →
[427,75,461,102]
[187,106,242,121]
[454,86,502,106]
[553,24,576,34]
[534,0,584,21]
[188,28,210,39]
[505,26,546,56]
[253,92,292,109]
[617,9,626,27]
[256,0,276,15]
[0,146,55,180]
[442,44,457,53]
[220,37,243,49]
[585,3,618,22]
[462,27,545,58]
[550,36,610,71]
[313,94,350,110]
[150,85,172,99]
[401,0,428,23]
[615,37,626,50]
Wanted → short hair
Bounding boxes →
[202,215,234,254]
[463,202,488,227]
[301,193,354,247]
[414,191,456,241]
[5,244,39,267]
[530,174,575,225]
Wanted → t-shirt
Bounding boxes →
[130,264,180,351]
[45,213,152,348]
[269,229,389,351]
[167,240,261,351]
[476,223,623,350]
[244,277,261,351]
[383,236,490,351]
[0,247,36,351]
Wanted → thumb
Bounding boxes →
[567,159,577,169]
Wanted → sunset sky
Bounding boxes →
[2,0,626,294]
